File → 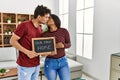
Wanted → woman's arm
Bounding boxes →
[56,29,71,49]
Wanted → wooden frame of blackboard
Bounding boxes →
[32,37,57,55]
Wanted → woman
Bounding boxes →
[42,14,71,80]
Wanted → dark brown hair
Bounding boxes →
[34,5,51,18]
[50,14,61,28]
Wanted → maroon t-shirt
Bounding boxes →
[42,28,71,59]
[14,20,42,67]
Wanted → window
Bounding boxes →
[59,0,69,30]
[59,0,69,52]
[76,0,94,59]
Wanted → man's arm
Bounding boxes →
[10,34,38,58]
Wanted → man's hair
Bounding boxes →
[34,5,51,18]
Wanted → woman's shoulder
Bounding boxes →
[59,28,69,33]
[59,28,67,31]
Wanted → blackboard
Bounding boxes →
[32,37,56,54]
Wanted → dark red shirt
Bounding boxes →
[42,28,71,58]
[14,20,42,67]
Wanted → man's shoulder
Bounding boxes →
[18,20,31,28]
[22,20,31,25]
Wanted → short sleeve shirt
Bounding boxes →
[14,20,42,67]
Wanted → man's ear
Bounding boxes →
[38,15,41,19]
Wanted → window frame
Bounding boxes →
[76,0,94,59]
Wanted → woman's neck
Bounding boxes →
[50,26,58,32]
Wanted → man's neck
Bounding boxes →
[32,19,40,28]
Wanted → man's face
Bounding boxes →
[39,14,50,24]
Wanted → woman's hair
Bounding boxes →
[34,5,51,18]
[50,14,61,28]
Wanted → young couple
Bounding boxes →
[10,5,71,80]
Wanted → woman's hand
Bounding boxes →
[56,42,64,48]
[37,52,51,57]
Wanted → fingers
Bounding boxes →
[41,52,51,56]
[56,42,64,48]
[26,51,38,59]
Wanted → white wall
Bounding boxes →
[68,0,76,54]
[0,0,57,14]
[1,0,120,80]
[75,0,120,80]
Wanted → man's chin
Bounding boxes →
[40,22,46,24]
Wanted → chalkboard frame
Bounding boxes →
[32,37,57,55]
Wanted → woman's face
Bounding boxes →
[47,17,55,26]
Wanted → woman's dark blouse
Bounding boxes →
[42,28,71,59]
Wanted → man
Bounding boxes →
[10,5,51,80]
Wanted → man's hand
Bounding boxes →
[26,51,38,59]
